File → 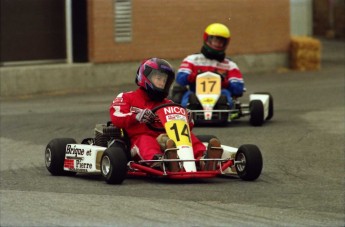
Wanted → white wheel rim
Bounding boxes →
[236,153,246,172]
[101,156,111,176]
[45,148,52,168]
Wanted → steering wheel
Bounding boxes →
[147,103,183,132]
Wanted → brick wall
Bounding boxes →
[88,0,290,63]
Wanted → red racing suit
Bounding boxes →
[109,88,206,160]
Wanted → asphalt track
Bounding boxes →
[0,39,344,226]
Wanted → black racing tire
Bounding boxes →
[101,145,128,184]
[187,92,202,110]
[235,144,263,181]
[215,95,229,108]
[196,135,218,143]
[45,138,77,176]
[216,95,230,123]
[249,100,264,126]
[254,92,274,120]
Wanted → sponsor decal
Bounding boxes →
[76,160,92,169]
[86,149,92,156]
[64,159,75,169]
[166,114,187,121]
[163,106,186,115]
[66,145,85,156]
[201,97,216,104]
[163,107,187,122]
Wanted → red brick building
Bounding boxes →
[88,0,290,63]
[1,0,291,65]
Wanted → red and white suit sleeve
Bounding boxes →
[109,92,137,129]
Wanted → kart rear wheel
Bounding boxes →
[45,138,77,176]
[235,144,263,181]
[254,92,274,120]
[249,100,264,126]
[101,145,127,184]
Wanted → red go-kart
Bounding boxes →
[45,103,263,184]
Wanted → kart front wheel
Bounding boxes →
[101,145,128,184]
[45,138,77,176]
[254,92,274,120]
[235,144,263,181]
[249,100,264,126]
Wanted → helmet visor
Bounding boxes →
[147,69,173,91]
[206,36,228,50]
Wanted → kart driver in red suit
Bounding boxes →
[109,58,209,164]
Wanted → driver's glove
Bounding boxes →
[136,109,155,124]
[187,109,194,124]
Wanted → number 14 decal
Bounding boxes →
[170,123,191,142]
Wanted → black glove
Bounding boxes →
[136,109,155,124]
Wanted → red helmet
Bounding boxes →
[136,58,175,101]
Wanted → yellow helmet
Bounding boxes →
[204,23,231,39]
[203,23,231,53]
